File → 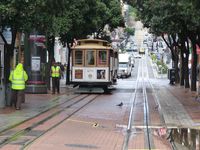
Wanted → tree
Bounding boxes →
[124,27,135,36]
[0,0,42,84]
[59,0,124,83]
[126,0,200,91]
[0,0,124,87]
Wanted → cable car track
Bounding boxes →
[122,59,140,150]
[142,59,152,149]
[122,55,173,149]
[0,94,99,149]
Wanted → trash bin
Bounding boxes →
[168,68,175,85]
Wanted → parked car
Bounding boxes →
[117,53,132,78]
[133,53,142,59]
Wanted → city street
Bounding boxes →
[0,1,200,150]
[0,56,200,149]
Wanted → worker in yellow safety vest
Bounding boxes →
[51,62,61,94]
[9,63,28,110]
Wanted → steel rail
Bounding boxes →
[0,94,81,135]
[122,60,141,150]
[0,94,97,148]
[123,54,177,150]
[142,56,152,149]
[23,94,99,149]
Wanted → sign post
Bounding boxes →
[196,45,200,99]
[0,37,5,107]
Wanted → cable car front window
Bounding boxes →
[98,50,107,66]
[74,50,83,66]
[86,50,95,66]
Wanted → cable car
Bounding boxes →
[139,47,145,54]
[70,39,118,93]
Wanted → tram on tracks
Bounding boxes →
[70,39,118,93]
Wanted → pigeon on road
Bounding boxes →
[116,102,123,107]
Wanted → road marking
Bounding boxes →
[128,149,160,150]
[68,119,99,127]
[116,124,177,129]
[92,123,99,127]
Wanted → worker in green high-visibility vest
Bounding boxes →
[51,62,61,94]
[9,63,28,110]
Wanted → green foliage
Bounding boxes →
[129,6,137,19]
[59,0,124,43]
[156,60,162,66]
[0,0,124,36]
[131,0,200,36]
[156,60,168,74]
[130,0,200,74]
[150,53,168,74]
[150,54,157,62]
[0,0,124,44]
[104,0,124,29]
[124,27,135,36]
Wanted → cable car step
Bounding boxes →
[75,87,104,94]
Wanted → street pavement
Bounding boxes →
[0,78,76,133]
[1,67,200,145]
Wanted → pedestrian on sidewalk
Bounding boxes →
[60,63,65,79]
[51,62,61,94]
[9,63,28,110]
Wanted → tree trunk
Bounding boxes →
[174,58,179,83]
[174,47,180,83]
[184,54,190,88]
[46,35,55,90]
[66,42,71,85]
[4,28,17,84]
[24,32,30,71]
[180,52,184,86]
[179,33,190,88]
[190,36,197,91]
[168,34,180,83]
[2,27,17,106]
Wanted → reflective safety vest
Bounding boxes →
[11,70,26,90]
[51,66,60,77]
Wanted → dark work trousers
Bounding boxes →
[10,89,25,109]
[52,77,60,94]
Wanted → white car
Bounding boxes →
[117,63,132,78]
[117,53,132,78]
[134,53,141,59]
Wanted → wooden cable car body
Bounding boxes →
[70,39,118,93]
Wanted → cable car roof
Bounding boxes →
[71,39,113,50]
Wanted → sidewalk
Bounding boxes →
[148,56,200,127]
[0,79,75,133]
[153,78,200,128]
